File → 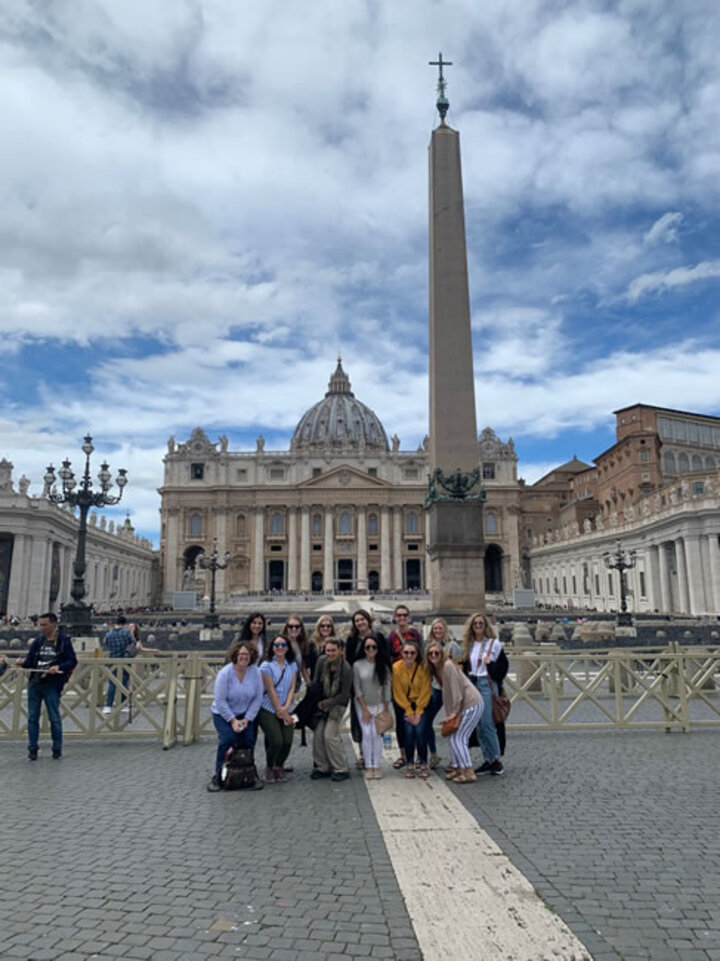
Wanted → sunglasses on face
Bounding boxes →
[473,621,486,628]
[287,624,301,631]
[273,641,288,649]
[402,650,417,657]
[364,644,377,651]
[428,650,441,658]
[320,623,332,629]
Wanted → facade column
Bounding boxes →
[684,534,705,615]
[393,508,403,591]
[252,509,264,592]
[287,508,298,592]
[6,533,27,617]
[299,507,311,593]
[648,545,661,612]
[214,510,229,599]
[658,542,672,613]
[705,533,720,613]
[675,539,690,614]
[357,508,367,593]
[324,509,334,594]
[380,507,391,591]
[165,509,179,596]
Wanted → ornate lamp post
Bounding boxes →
[198,539,231,630]
[603,540,637,627]
[43,435,128,636]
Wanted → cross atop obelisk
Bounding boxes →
[428,52,453,122]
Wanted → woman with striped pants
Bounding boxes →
[424,642,483,783]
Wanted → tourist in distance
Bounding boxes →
[387,604,423,769]
[207,639,264,792]
[309,615,337,656]
[16,612,77,760]
[461,613,506,776]
[257,635,298,782]
[239,611,267,660]
[353,629,392,779]
[127,621,159,654]
[391,639,432,779]
[345,608,387,769]
[310,637,352,782]
[424,641,483,783]
[102,614,134,714]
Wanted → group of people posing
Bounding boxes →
[208,604,508,790]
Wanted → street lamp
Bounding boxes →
[603,540,637,627]
[44,435,128,636]
[197,539,231,630]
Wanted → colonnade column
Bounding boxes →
[324,510,334,594]
[6,534,27,617]
[684,534,705,614]
[658,543,672,613]
[165,509,179,594]
[380,507,391,591]
[648,545,661,611]
[214,510,229,599]
[356,508,367,592]
[675,539,690,614]
[287,508,298,591]
[299,507,311,593]
[252,509,264,592]
[392,508,403,591]
[705,533,720,613]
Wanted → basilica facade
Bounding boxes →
[159,360,522,604]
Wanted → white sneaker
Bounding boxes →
[120,705,130,712]
[101,707,112,715]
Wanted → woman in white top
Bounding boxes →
[352,635,391,779]
[461,613,504,777]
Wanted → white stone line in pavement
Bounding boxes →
[365,772,594,961]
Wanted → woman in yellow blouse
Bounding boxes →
[391,639,432,779]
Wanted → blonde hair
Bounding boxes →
[309,615,336,650]
[424,641,448,680]
[428,617,449,642]
[461,612,496,661]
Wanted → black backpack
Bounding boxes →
[219,746,261,790]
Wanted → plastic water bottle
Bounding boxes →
[383,732,392,749]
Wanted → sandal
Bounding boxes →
[429,754,440,770]
[392,756,407,770]
[355,756,365,770]
[404,765,416,779]
[444,768,461,781]
[454,770,477,784]
[417,765,430,780]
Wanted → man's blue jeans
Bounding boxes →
[27,682,62,754]
[471,675,501,761]
[212,713,257,774]
[106,658,129,708]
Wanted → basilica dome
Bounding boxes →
[290,359,390,453]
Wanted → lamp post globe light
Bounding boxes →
[43,435,128,637]
[197,539,231,631]
[603,540,637,627]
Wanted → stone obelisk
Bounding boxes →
[425,54,485,612]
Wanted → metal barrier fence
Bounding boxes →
[1,645,719,748]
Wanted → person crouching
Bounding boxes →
[311,638,352,782]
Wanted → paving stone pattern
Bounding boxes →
[0,737,421,961]
[454,729,720,961]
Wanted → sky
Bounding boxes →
[2,0,720,545]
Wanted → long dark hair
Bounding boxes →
[240,612,267,641]
[363,634,389,687]
[263,635,296,663]
[348,609,374,642]
[282,614,310,653]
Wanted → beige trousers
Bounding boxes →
[312,715,348,774]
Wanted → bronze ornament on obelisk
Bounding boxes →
[425,54,486,613]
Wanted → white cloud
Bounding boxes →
[644,212,683,246]
[626,260,720,303]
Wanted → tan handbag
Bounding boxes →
[374,709,394,735]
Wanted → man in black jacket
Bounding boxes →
[17,612,77,760]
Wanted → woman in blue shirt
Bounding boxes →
[258,636,298,783]
[208,640,264,792]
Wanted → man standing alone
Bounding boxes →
[17,612,77,760]
[102,615,134,713]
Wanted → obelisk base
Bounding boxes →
[427,501,485,613]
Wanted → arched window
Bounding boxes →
[485,512,498,535]
[270,512,284,535]
[236,513,246,537]
[663,451,676,474]
[678,452,690,473]
[368,514,378,535]
[338,511,352,535]
[312,513,322,535]
[406,511,419,534]
[189,513,202,537]
[707,455,716,469]
[691,454,703,471]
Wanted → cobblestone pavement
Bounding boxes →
[0,737,421,961]
[455,729,720,961]
[2,729,719,961]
